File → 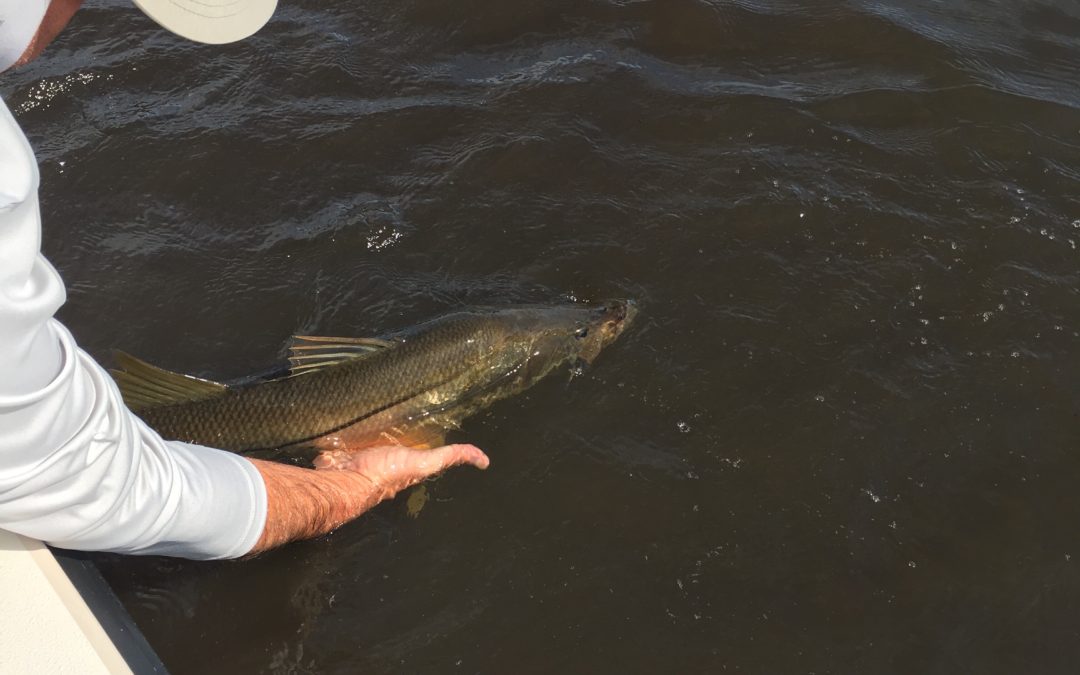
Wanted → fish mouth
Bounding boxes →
[597,299,637,340]
[574,299,636,365]
[610,299,637,327]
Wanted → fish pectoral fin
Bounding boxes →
[378,424,448,451]
[286,334,400,376]
[110,351,228,412]
[367,415,461,450]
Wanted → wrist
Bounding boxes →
[245,458,382,555]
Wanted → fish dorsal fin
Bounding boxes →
[287,335,399,376]
[110,351,228,412]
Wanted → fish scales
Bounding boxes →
[138,314,498,451]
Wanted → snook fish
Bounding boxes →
[111,301,636,456]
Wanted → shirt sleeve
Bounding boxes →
[0,96,267,559]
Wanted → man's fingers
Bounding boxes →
[312,443,490,475]
[431,443,491,471]
[309,444,489,510]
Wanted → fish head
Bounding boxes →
[499,299,637,373]
[573,299,637,365]
[376,300,638,426]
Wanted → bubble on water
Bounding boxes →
[908,561,917,568]
[16,71,114,113]
[676,421,691,433]
[366,225,404,251]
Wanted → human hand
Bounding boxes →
[246,443,488,555]
[312,443,490,502]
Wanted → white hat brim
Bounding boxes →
[133,0,278,44]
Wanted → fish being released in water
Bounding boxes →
[111,301,636,458]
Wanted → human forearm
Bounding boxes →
[246,458,381,554]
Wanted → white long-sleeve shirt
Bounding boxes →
[0,97,267,559]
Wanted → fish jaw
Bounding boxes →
[576,299,637,364]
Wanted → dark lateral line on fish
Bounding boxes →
[241,372,464,454]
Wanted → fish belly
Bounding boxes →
[309,403,455,453]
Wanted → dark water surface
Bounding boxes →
[6,0,1080,672]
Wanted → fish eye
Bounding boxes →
[574,326,589,339]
